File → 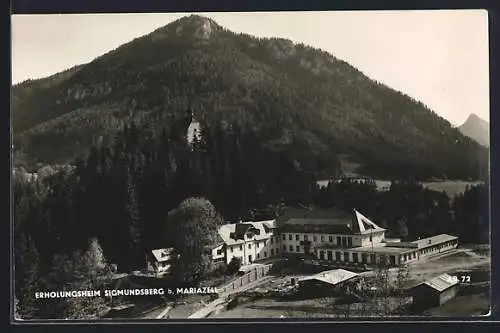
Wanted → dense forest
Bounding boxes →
[13,116,489,319]
[12,15,488,181]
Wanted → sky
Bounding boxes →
[11,10,489,126]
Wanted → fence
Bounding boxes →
[217,263,273,294]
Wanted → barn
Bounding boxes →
[297,269,359,297]
[409,273,459,311]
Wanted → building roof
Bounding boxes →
[415,273,459,292]
[353,210,384,234]
[151,248,175,263]
[412,234,458,249]
[218,220,277,246]
[279,209,384,235]
[299,269,358,286]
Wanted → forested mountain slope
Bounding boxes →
[12,15,488,180]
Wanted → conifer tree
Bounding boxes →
[14,232,40,319]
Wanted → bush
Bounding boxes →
[226,257,242,275]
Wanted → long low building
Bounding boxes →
[315,234,458,267]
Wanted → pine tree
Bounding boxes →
[120,174,142,271]
[14,232,40,319]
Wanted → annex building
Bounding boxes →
[212,208,459,268]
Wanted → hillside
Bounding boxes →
[458,114,490,147]
[11,15,488,180]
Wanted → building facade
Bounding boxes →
[217,220,280,266]
[148,248,176,276]
[212,209,459,268]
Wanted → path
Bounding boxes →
[188,276,274,319]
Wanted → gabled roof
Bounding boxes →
[151,248,175,263]
[218,220,276,246]
[278,209,383,235]
[353,210,384,234]
[299,269,358,286]
[414,273,459,292]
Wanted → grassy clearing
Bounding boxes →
[422,180,483,197]
[424,293,490,317]
[317,179,482,197]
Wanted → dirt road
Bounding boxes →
[188,276,275,318]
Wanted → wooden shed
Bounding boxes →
[409,273,459,312]
[298,269,359,297]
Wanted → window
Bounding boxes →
[304,235,308,241]
[321,235,324,241]
[329,236,333,242]
[271,249,274,255]
[264,240,267,246]
[276,248,279,253]
[256,242,260,248]
[313,236,317,241]
[264,252,267,257]
[369,235,372,242]
[217,249,222,255]
[239,245,243,251]
[344,252,349,261]
[296,246,300,252]
[337,236,341,244]
[230,247,234,253]
[335,251,341,261]
[283,245,286,251]
[289,245,293,252]
[271,238,274,244]
[296,235,300,241]
[248,244,252,249]
[257,253,260,259]
[282,234,286,240]
[319,251,325,260]
[353,253,358,263]
[327,251,333,261]
[289,234,292,240]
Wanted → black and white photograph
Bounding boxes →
[11,10,491,321]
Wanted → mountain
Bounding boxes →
[11,15,488,180]
[458,114,489,147]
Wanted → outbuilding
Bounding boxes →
[297,268,359,297]
[409,273,459,311]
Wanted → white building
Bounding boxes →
[211,209,459,269]
[148,248,176,276]
[217,220,280,266]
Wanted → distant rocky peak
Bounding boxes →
[461,113,488,129]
